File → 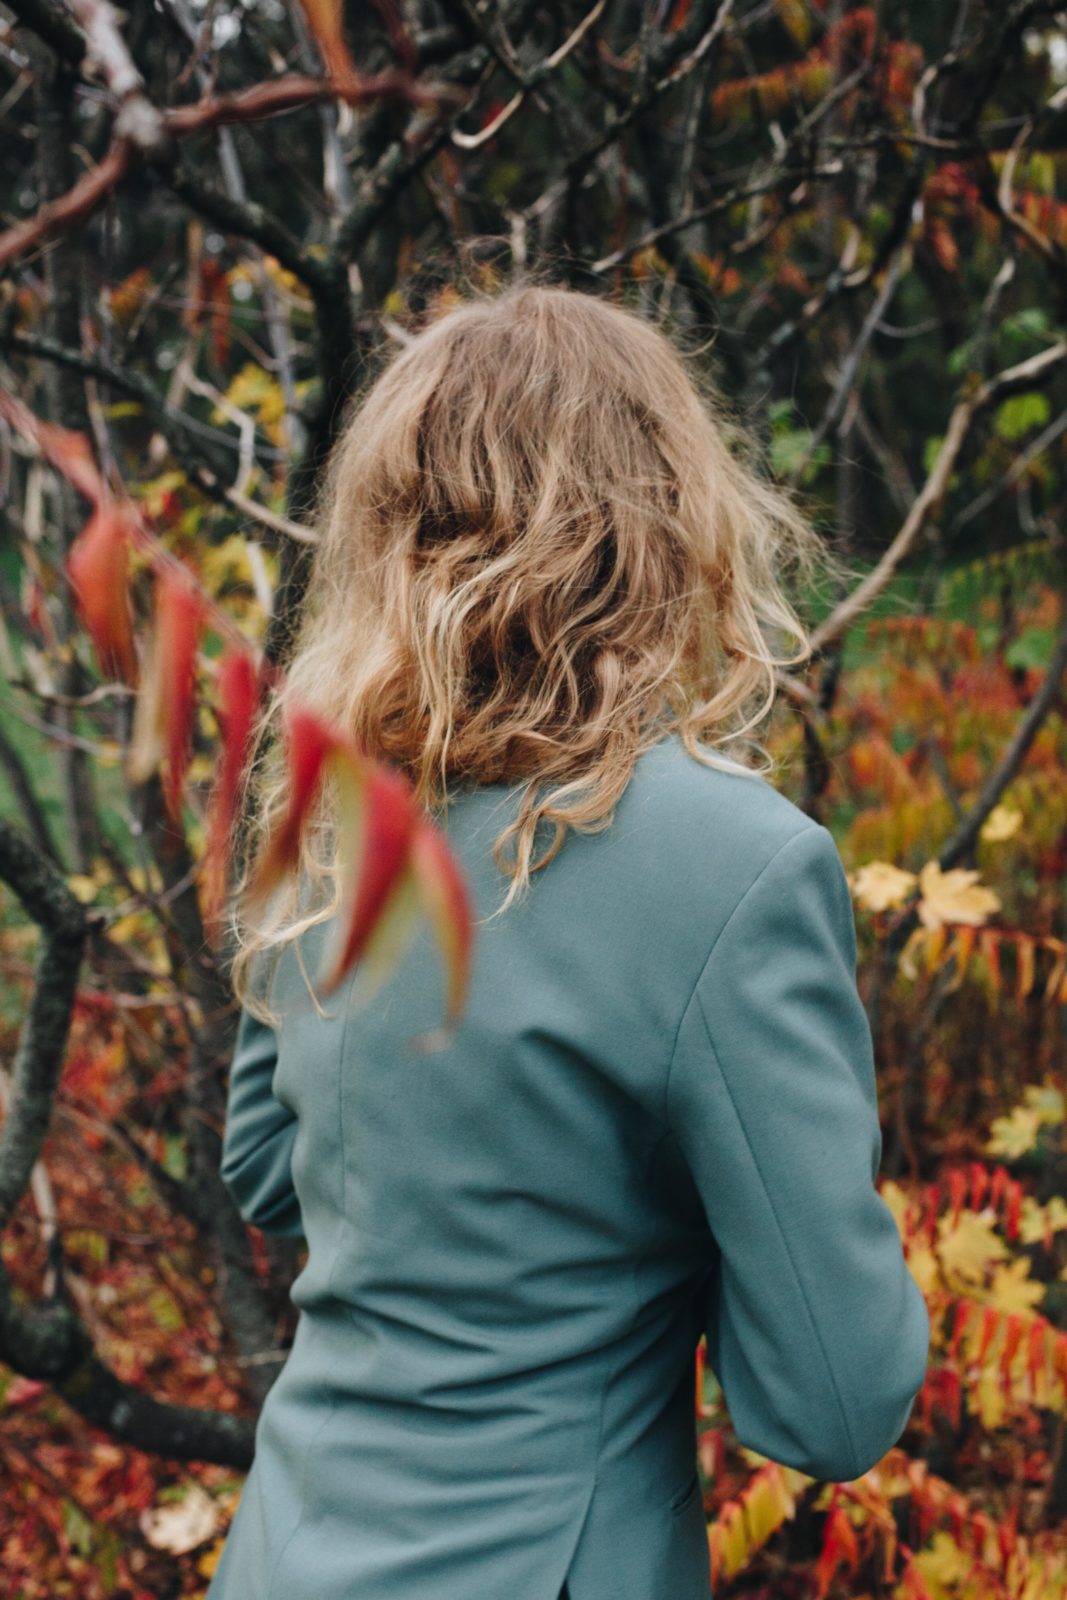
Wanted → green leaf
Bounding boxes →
[1005,626,1054,671]
[148,1288,184,1332]
[162,1134,188,1181]
[994,392,1050,442]
[61,1499,96,1557]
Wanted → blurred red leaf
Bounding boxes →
[318,754,422,998]
[127,565,207,823]
[244,705,473,1026]
[201,645,264,932]
[65,505,140,686]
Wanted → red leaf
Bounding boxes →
[947,1166,967,1226]
[243,706,474,1027]
[813,1501,859,1599]
[4,1377,47,1409]
[66,505,140,685]
[316,753,421,998]
[923,1181,941,1243]
[243,705,337,909]
[201,646,263,930]
[949,1298,974,1362]
[126,565,206,822]
[968,1161,989,1213]
[1027,1317,1049,1396]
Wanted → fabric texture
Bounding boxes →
[206,731,930,1600]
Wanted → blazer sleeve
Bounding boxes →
[666,821,930,1483]
[220,1001,305,1238]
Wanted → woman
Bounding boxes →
[208,282,930,1600]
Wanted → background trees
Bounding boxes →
[0,1,1065,1594]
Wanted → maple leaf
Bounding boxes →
[850,860,918,912]
[987,1257,1045,1317]
[986,1106,1042,1161]
[1019,1194,1067,1246]
[936,1210,1009,1287]
[917,861,1001,930]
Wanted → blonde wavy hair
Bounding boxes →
[229,279,846,1021]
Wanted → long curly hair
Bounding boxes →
[229,279,846,1021]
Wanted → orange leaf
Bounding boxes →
[126,565,206,822]
[953,923,977,982]
[201,646,263,931]
[975,1304,1001,1365]
[949,1298,974,1362]
[298,0,359,90]
[34,416,107,505]
[66,505,140,685]
[1027,1317,1050,1396]
[999,1312,1025,1389]
[1003,1179,1023,1241]
[1015,934,1036,1002]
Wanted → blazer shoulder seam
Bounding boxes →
[661,818,820,1125]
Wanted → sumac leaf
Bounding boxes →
[127,565,206,822]
[66,505,140,686]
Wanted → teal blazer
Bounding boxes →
[207,732,929,1600]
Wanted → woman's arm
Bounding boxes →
[219,1003,305,1238]
[666,822,930,1483]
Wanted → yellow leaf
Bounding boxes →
[988,1256,1045,1316]
[973,1367,1007,1428]
[851,861,917,912]
[986,1106,1043,1160]
[936,1210,1009,1287]
[1022,1083,1065,1124]
[1019,1195,1067,1245]
[980,804,1023,842]
[880,1180,909,1232]
[215,362,286,430]
[197,1537,226,1578]
[917,860,1001,930]
[914,1529,973,1591]
[907,1243,942,1297]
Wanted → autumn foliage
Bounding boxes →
[1,1,1066,1597]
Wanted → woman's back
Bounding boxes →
[210,731,929,1600]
